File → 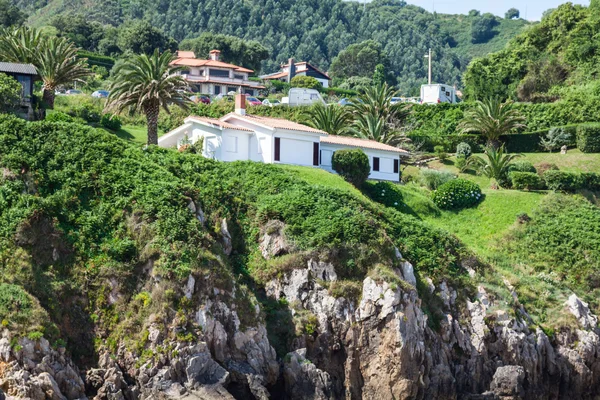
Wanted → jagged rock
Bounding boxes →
[259,220,289,259]
[220,219,232,255]
[283,349,333,400]
[186,351,229,387]
[35,372,66,400]
[400,260,417,287]
[565,294,598,329]
[308,259,337,282]
[187,200,205,225]
[489,366,526,399]
[246,374,270,400]
[185,275,196,300]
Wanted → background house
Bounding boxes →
[0,61,38,119]
[171,50,264,96]
[159,95,408,182]
[261,58,331,88]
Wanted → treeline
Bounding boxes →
[7,0,529,94]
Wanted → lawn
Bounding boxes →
[99,124,150,144]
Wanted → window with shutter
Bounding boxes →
[373,157,380,171]
[313,142,319,166]
[394,159,399,174]
[274,138,281,161]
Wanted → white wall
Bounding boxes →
[319,144,400,182]
[274,130,321,167]
[249,131,271,163]
[220,130,250,162]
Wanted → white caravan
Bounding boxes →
[420,84,456,104]
[282,88,326,107]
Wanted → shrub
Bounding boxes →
[290,76,322,90]
[434,145,448,161]
[419,169,455,190]
[70,103,102,123]
[332,149,371,187]
[510,172,543,190]
[580,173,600,190]
[432,179,483,210]
[576,124,600,153]
[540,127,573,152]
[535,162,559,176]
[508,160,536,174]
[543,170,581,191]
[456,142,472,158]
[46,112,74,123]
[100,114,122,131]
[455,155,467,172]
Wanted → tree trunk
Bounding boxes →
[42,86,55,110]
[144,102,160,145]
[487,138,501,150]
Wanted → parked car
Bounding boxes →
[338,98,353,106]
[246,96,262,106]
[92,90,110,98]
[262,99,281,107]
[55,89,66,96]
[66,89,83,95]
[190,95,211,104]
[390,97,405,105]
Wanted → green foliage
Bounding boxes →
[330,40,389,81]
[471,13,499,44]
[362,181,405,211]
[117,21,177,55]
[0,72,22,113]
[418,169,455,190]
[304,104,351,135]
[541,127,573,152]
[331,149,371,187]
[0,0,26,28]
[290,76,321,90]
[454,155,467,172]
[45,111,74,123]
[434,145,448,161]
[432,179,483,210]
[51,14,105,52]
[100,114,122,131]
[372,63,386,87]
[179,33,268,73]
[508,160,536,174]
[456,142,472,158]
[467,145,521,188]
[458,98,526,147]
[505,8,520,20]
[504,194,600,306]
[576,124,600,153]
[509,172,543,190]
[105,50,190,145]
[543,170,582,191]
[0,283,34,326]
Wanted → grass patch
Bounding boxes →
[99,124,152,144]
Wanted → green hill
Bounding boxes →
[10,0,531,93]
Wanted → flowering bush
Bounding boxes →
[432,179,483,210]
[362,181,404,209]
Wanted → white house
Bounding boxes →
[158,94,409,182]
[171,50,264,97]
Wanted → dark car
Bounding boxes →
[190,95,211,104]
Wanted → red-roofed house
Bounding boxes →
[158,94,408,181]
[172,50,264,96]
[260,58,331,88]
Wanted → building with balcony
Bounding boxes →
[171,50,264,97]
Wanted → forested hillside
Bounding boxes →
[8,0,530,93]
[464,1,600,101]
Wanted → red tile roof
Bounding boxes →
[222,113,327,134]
[176,51,196,59]
[171,58,254,73]
[188,116,253,132]
[262,71,288,80]
[320,135,409,154]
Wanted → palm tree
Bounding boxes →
[105,50,191,145]
[466,145,521,188]
[458,98,526,148]
[0,27,90,109]
[348,83,411,146]
[305,103,351,135]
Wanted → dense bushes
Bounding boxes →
[432,179,483,210]
[419,169,455,190]
[543,170,600,191]
[456,142,472,158]
[46,112,75,123]
[100,113,122,130]
[576,124,600,153]
[510,172,543,190]
[509,160,536,173]
[332,149,371,187]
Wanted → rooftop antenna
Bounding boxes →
[424,48,432,84]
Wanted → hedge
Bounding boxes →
[576,124,600,153]
[78,50,115,70]
[509,172,543,190]
[542,171,600,192]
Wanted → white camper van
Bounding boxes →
[420,84,456,104]
[282,88,326,107]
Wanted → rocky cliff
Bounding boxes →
[2,241,599,400]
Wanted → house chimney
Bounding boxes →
[287,58,296,83]
[235,94,246,115]
[209,50,221,61]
